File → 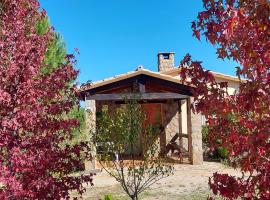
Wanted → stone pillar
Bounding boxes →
[187,97,203,165]
[85,99,97,170]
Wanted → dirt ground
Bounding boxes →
[73,161,241,200]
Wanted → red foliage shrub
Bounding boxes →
[0,0,93,199]
[180,0,270,199]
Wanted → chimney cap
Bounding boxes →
[157,52,175,56]
[135,65,144,71]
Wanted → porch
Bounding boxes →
[80,68,203,170]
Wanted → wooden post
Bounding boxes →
[187,97,193,164]
[178,100,183,163]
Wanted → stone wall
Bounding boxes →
[163,100,191,153]
[85,98,203,169]
[163,101,179,144]
[162,99,203,164]
[96,100,119,115]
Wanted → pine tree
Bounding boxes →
[37,16,87,149]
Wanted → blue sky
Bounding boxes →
[39,0,237,84]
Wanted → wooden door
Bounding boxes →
[141,103,164,154]
[141,103,162,126]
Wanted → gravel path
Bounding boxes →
[73,161,241,200]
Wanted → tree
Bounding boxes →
[37,16,88,150]
[36,16,67,75]
[0,0,93,199]
[179,0,270,199]
[94,99,173,200]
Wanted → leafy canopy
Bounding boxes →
[181,0,270,199]
[0,0,92,199]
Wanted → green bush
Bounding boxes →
[202,125,228,161]
[202,125,209,146]
[103,194,113,200]
[217,146,228,159]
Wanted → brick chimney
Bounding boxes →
[157,52,175,72]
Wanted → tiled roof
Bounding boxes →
[160,67,240,82]
[80,66,241,92]
[80,66,183,92]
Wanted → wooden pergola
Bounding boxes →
[80,69,203,169]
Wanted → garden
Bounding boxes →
[0,0,269,199]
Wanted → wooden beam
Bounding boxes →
[114,99,168,104]
[86,93,189,101]
[83,74,193,96]
[179,133,188,138]
[178,100,183,163]
[132,81,145,93]
[139,82,145,93]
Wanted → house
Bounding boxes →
[80,52,240,170]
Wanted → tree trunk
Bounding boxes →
[130,194,138,200]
